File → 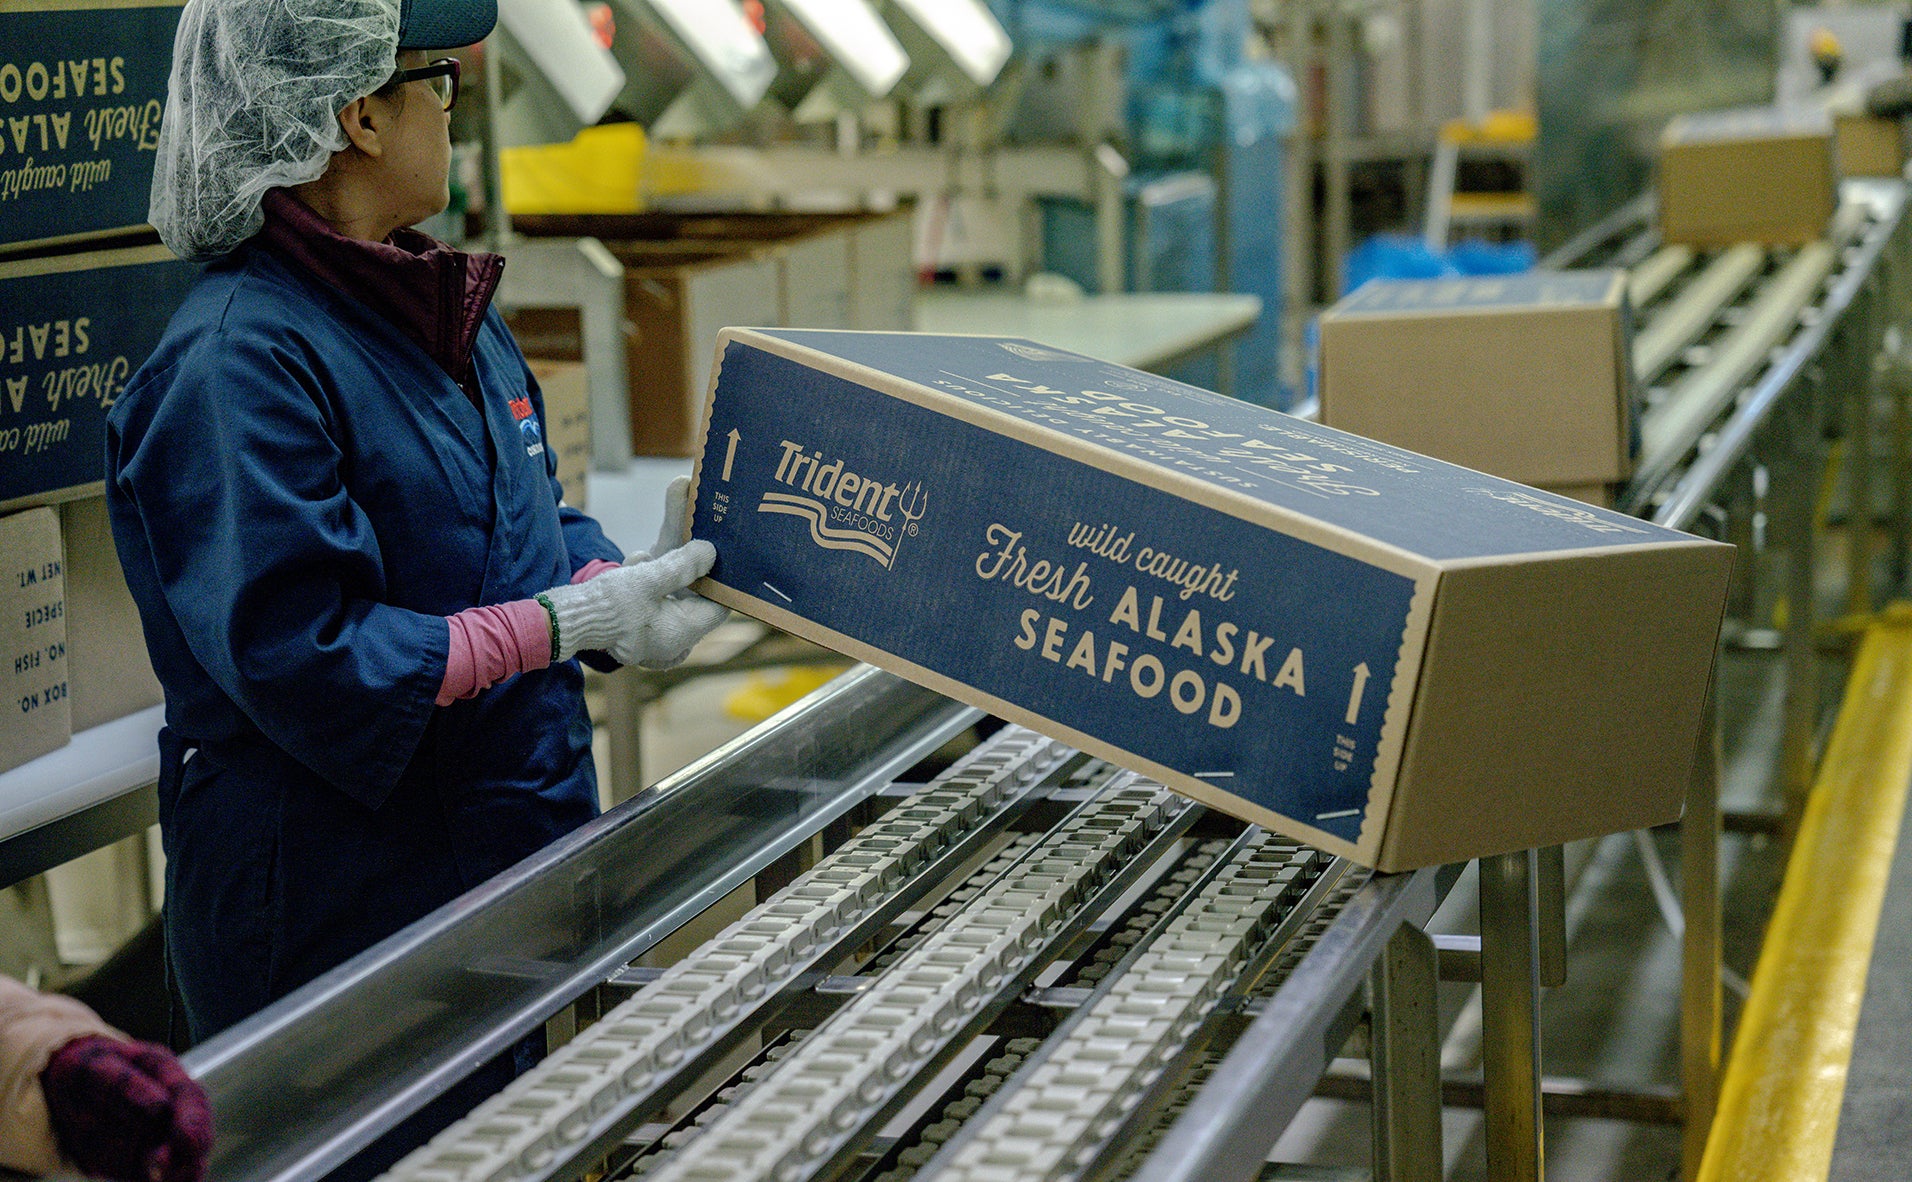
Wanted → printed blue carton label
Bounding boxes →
[755,329,1677,562]
[0,3,183,249]
[695,340,1430,843]
[0,251,199,505]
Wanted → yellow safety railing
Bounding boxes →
[1697,604,1912,1180]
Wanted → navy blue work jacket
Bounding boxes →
[106,244,624,1042]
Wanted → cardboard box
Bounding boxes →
[0,1,186,256]
[617,246,780,457]
[1835,113,1907,178]
[507,211,916,454]
[57,496,159,732]
[1659,107,1837,247]
[0,245,200,509]
[686,329,1734,871]
[513,208,916,330]
[1319,271,1636,487]
[528,360,592,512]
[0,508,70,773]
[1546,484,1614,509]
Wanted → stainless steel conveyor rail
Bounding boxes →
[180,668,981,1182]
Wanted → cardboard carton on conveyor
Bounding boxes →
[1659,106,1838,246]
[685,329,1735,871]
[1317,270,1635,488]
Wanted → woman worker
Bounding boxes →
[108,0,730,1056]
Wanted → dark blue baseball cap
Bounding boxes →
[398,0,496,48]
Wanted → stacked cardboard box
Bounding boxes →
[0,508,69,773]
[59,496,161,732]
[510,211,917,457]
[0,245,200,509]
[0,1,185,258]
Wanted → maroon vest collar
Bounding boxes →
[257,189,505,388]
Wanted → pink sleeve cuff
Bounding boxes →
[573,558,621,583]
[437,599,555,706]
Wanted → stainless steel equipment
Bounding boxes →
[883,0,1012,105]
[181,669,1448,1182]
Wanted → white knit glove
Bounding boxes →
[626,476,694,565]
[538,541,729,669]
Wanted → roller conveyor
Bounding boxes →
[640,778,1191,1182]
[1625,244,1695,310]
[919,833,1339,1182]
[327,711,1415,1182]
[1630,244,1764,385]
[384,725,1076,1182]
[1580,182,1907,514]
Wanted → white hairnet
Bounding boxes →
[149,0,401,261]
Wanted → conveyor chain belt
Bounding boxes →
[383,726,1074,1182]
[919,832,1333,1182]
[643,780,1190,1182]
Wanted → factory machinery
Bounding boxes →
[185,674,1451,1182]
[182,180,1912,1182]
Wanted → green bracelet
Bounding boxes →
[534,592,561,663]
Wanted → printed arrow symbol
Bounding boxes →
[722,428,741,481]
[1345,662,1371,727]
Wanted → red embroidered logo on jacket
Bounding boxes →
[508,397,535,422]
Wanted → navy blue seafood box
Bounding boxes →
[0,245,199,508]
[0,0,185,254]
[687,329,1733,870]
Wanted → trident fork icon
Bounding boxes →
[889,482,928,566]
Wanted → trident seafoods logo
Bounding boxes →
[759,439,928,569]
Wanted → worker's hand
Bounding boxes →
[41,1034,213,1182]
[540,542,730,669]
[625,476,696,566]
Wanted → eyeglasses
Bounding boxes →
[387,58,461,112]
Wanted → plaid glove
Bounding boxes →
[40,1035,212,1182]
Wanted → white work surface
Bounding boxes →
[914,290,1262,371]
[0,706,162,847]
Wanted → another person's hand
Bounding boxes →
[40,1035,212,1182]
[539,542,729,669]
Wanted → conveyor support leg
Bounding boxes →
[1480,848,1544,1182]
[1368,922,1441,1182]
[1680,678,1723,1179]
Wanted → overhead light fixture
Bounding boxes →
[885,0,1012,105]
[761,0,910,120]
[492,0,626,146]
[603,0,778,136]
